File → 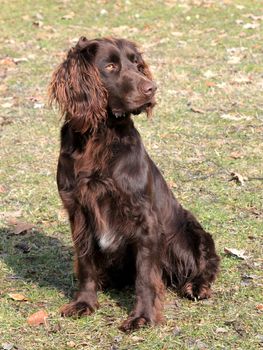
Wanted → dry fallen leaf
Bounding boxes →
[0,57,16,66]
[0,185,7,193]
[0,116,12,127]
[256,304,263,311]
[243,23,260,29]
[244,14,263,21]
[22,14,30,21]
[8,293,28,301]
[236,19,244,25]
[35,12,44,20]
[227,56,242,64]
[2,343,15,350]
[216,327,228,334]
[0,84,8,93]
[43,25,56,33]
[27,310,48,326]
[171,31,183,37]
[57,208,68,222]
[230,151,243,159]
[231,75,252,84]
[241,274,257,281]
[227,47,247,54]
[131,336,144,342]
[13,57,29,64]
[224,248,249,260]
[100,9,108,16]
[173,326,181,336]
[12,222,34,235]
[33,20,43,27]
[1,102,14,108]
[168,180,177,189]
[236,5,245,10]
[0,210,22,224]
[205,81,216,87]
[203,70,216,79]
[220,114,251,121]
[190,106,205,114]
[33,102,45,109]
[229,172,248,186]
[62,12,75,20]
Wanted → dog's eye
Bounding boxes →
[105,63,117,72]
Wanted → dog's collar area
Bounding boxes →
[110,111,131,119]
[110,101,152,119]
[114,112,127,118]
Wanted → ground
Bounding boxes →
[0,0,262,349]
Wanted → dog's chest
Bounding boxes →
[74,130,146,252]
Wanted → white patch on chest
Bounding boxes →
[99,232,116,251]
[99,231,124,253]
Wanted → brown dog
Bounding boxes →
[49,37,219,332]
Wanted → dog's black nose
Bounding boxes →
[142,81,157,96]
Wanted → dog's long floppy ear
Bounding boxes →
[49,37,108,133]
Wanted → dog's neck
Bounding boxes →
[107,110,134,128]
[65,110,136,139]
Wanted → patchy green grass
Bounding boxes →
[0,0,262,349]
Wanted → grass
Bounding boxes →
[0,0,262,349]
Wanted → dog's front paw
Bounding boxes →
[60,300,99,318]
[196,284,212,300]
[181,282,195,300]
[119,316,149,332]
[181,282,212,300]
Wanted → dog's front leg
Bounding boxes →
[61,252,101,317]
[60,209,100,318]
[120,235,164,332]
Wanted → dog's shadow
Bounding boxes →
[0,227,133,313]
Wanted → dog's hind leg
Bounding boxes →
[164,208,220,300]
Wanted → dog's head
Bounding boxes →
[49,37,156,133]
